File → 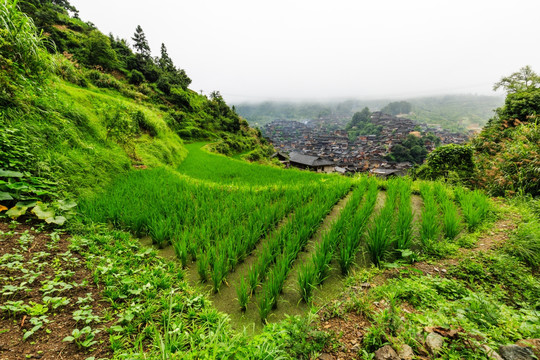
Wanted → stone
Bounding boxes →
[425,332,445,354]
[374,345,400,360]
[482,345,504,360]
[498,345,535,360]
[516,339,540,359]
[396,344,414,360]
[318,354,335,360]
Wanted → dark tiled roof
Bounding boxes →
[289,152,334,166]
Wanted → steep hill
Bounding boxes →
[0,0,272,201]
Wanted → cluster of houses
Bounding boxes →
[263,112,469,177]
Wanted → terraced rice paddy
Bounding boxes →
[80,143,492,326]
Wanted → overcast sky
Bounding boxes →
[70,0,539,103]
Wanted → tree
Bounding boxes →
[381,101,412,116]
[86,30,118,70]
[159,43,175,72]
[417,144,475,180]
[493,65,540,94]
[346,107,371,130]
[131,25,150,57]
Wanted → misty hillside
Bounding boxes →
[236,94,503,132]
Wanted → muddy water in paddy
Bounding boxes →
[139,189,397,334]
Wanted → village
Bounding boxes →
[262,111,470,177]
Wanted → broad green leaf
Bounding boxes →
[0,192,13,201]
[32,203,55,220]
[0,169,23,178]
[6,182,30,191]
[57,199,77,211]
[46,216,66,225]
[6,202,33,219]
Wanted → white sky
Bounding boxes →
[70,0,540,103]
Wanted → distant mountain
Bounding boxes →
[235,94,504,133]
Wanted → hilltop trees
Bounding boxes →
[346,107,382,139]
[131,25,150,57]
[493,65,540,93]
[473,66,540,196]
[381,101,412,116]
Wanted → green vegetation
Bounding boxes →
[473,66,540,196]
[1,1,538,359]
[345,107,383,138]
[381,101,412,116]
[387,133,440,164]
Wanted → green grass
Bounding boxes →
[178,142,336,187]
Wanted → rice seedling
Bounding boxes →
[441,200,461,240]
[298,263,316,303]
[172,238,188,268]
[247,265,259,294]
[395,180,413,250]
[258,290,273,322]
[338,237,356,275]
[211,252,227,292]
[148,217,171,249]
[366,213,393,267]
[311,240,332,285]
[196,252,209,283]
[236,277,249,311]
[365,179,397,267]
[420,184,440,245]
[457,188,491,231]
[338,179,379,274]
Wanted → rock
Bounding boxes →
[374,345,400,360]
[425,332,445,354]
[397,344,414,360]
[482,345,504,360]
[318,353,335,360]
[516,339,540,358]
[498,345,535,360]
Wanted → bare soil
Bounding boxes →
[0,221,112,360]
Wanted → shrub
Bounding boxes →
[52,53,88,86]
[86,69,122,90]
[129,69,145,85]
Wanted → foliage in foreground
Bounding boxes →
[66,226,321,359]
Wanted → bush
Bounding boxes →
[131,110,157,137]
[128,69,145,85]
[52,53,88,86]
[86,69,122,90]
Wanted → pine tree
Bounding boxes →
[131,25,150,57]
[159,43,175,72]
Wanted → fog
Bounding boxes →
[70,0,540,103]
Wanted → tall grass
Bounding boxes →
[0,0,51,76]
